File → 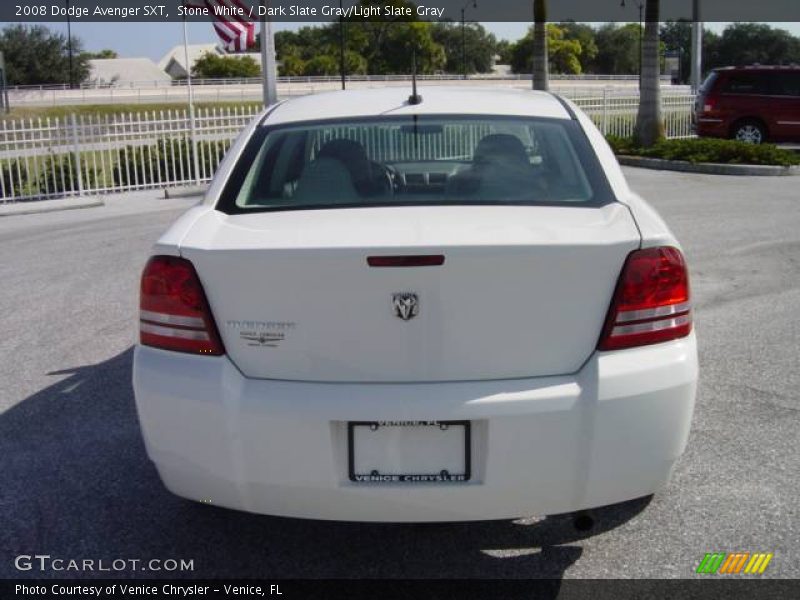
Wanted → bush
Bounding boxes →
[39,154,99,195]
[605,135,636,155]
[112,138,226,188]
[607,136,800,167]
[0,159,29,198]
[0,153,99,199]
[191,54,260,79]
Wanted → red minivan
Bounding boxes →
[695,65,800,143]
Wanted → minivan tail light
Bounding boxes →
[702,96,717,113]
[139,255,224,355]
[598,247,692,351]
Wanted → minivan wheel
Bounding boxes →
[732,120,766,144]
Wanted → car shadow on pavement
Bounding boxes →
[1,348,651,586]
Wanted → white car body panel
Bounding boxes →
[623,192,683,250]
[133,87,697,521]
[564,96,633,201]
[150,204,209,257]
[133,334,697,521]
[181,203,639,381]
[265,87,571,125]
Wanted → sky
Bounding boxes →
[31,21,800,62]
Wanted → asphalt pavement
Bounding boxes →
[0,171,798,579]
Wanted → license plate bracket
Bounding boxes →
[348,420,471,483]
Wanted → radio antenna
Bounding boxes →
[408,48,422,105]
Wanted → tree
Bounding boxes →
[431,21,497,74]
[82,49,118,59]
[275,26,336,60]
[303,55,339,76]
[510,25,582,76]
[344,2,445,74]
[558,22,598,74]
[701,29,721,74]
[712,23,800,69]
[495,39,513,65]
[0,24,90,86]
[548,27,583,74]
[275,5,444,76]
[378,21,446,74]
[592,23,641,74]
[191,54,261,79]
[278,52,306,77]
[634,0,664,147]
[532,0,548,90]
[660,21,690,83]
[343,50,368,75]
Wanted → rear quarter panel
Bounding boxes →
[564,97,677,250]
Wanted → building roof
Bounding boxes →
[158,44,224,76]
[157,45,263,78]
[266,87,571,125]
[88,58,171,86]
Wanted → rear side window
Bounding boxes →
[217,116,614,214]
[722,72,770,95]
[771,72,800,97]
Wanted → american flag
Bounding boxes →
[185,0,256,53]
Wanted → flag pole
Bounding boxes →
[260,0,278,106]
[690,0,703,93]
[183,16,201,185]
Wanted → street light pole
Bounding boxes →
[260,0,278,105]
[638,2,643,85]
[339,0,346,90]
[65,0,74,89]
[461,1,476,80]
[690,0,703,92]
[621,0,644,89]
[461,8,465,80]
[182,16,201,186]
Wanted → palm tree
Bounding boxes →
[634,0,664,146]
[532,0,548,91]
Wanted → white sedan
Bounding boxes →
[133,87,697,522]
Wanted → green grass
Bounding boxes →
[606,136,800,167]
[1,101,264,121]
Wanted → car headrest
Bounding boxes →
[473,134,529,166]
[294,158,358,205]
[318,139,371,178]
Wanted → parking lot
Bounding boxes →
[1,168,798,579]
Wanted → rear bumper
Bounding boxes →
[695,116,728,138]
[132,334,698,522]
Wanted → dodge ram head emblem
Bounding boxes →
[392,293,419,321]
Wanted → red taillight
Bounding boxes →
[702,95,718,113]
[139,255,224,355]
[598,247,692,351]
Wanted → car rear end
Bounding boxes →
[694,69,728,138]
[132,90,697,521]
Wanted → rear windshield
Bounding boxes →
[216,115,615,213]
[700,71,719,94]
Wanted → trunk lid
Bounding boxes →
[180,204,640,382]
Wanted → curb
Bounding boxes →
[164,185,208,199]
[0,198,104,218]
[617,155,800,176]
